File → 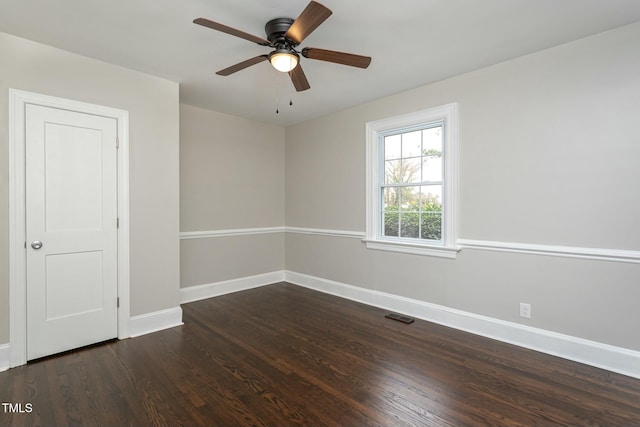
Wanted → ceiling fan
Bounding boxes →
[193,1,371,92]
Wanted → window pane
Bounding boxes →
[422,126,443,156]
[422,155,442,182]
[400,186,420,210]
[420,185,442,241]
[422,126,443,182]
[383,187,399,210]
[403,157,422,183]
[384,211,399,237]
[419,185,442,210]
[421,211,442,240]
[402,131,422,158]
[384,134,401,160]
[400,211,420,238]
[384,160,401,184]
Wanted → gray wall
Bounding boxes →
[0,32,181,343]
[180,104,285,287]
[285,22,640,351]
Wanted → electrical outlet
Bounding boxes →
[520,302,532,319]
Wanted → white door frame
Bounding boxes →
[8,89,131,367]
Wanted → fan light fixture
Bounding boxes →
[269,49,299,72]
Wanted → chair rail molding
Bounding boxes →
[457,239,640,264]
[179,227,640,264]
[180,227,285,239]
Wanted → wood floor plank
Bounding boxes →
[1,282,639,426]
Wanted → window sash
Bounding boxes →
[377,123,445,244]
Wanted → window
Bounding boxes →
[365,103,459,258]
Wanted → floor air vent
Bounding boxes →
[385,312,415,324]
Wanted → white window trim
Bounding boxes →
[364,103,460,259]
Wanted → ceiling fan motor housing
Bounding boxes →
[265,17,296,47]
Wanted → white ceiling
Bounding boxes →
[2,0,640,126]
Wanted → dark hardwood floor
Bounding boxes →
[2,282,640,426]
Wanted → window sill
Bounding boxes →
[363,239,460,259]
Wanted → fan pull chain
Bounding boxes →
[275,71,287,114]
[274,73,296,114]
[289,81,294,108]
[276,98,294,114]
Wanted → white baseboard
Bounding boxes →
[0,343,9,372]
[129,306,183,338]
[284,270,640,379]
[180,271,285,304]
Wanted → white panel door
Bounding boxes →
[25,104,118,360]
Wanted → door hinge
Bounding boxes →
[116,137,119,149]
[117,217,120,228]
[117,297,120,308]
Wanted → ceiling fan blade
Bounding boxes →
[289,64,311,92]
[285,1,332,45]
[216,55,268,76]
[302,47,371,69]
[194,18,270,46]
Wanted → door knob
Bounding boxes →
[31,241,43,250]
